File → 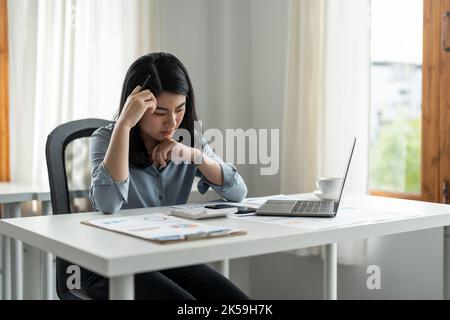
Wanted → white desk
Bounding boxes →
[1,194,450,300]
[34,186,90,300]
[0,182,36,300]
[0,183,90,300]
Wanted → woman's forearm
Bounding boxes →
[103,123,131,182]
[195,149,223,186]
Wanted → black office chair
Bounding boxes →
[45,118,112,300]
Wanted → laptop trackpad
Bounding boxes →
[258,200,295,213]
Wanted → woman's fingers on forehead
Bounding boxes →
[136,89,152,97]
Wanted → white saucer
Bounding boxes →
[313,190,338,200]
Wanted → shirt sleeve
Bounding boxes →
[195,138,248,202]
[89,126,129,214]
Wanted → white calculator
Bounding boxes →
[170,206,237,220]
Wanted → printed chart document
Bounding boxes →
[82,213,246,244]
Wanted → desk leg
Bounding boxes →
[218,259,230,278]
[22,243,43,299]
[109,275,134,300]
[41,201,53,300]
[323,243,337,300]
[444,226,450,300]
[9,203,23,300]
[1,205,11,300]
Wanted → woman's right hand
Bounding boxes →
[116,86,157,129]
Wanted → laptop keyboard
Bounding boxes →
[291,200,333,214]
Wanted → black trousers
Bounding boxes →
[84,264,249,300]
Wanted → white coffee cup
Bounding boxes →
[315,177,342,195]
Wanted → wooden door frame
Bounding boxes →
[439,0,450,204]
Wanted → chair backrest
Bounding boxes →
[45,118,112,300]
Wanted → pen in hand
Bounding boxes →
[141,74,152,91]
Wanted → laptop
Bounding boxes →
[255,137,356,218]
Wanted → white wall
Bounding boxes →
[248,0,289,197]
[162,0,444,300]
[162,0,288,198]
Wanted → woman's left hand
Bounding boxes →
[151,138,200,168]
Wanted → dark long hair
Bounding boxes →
[116,52,198,168]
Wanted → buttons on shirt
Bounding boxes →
[155,174,163,203]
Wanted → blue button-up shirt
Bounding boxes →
[89,124,247,214]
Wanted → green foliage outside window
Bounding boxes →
[370,115,421,194]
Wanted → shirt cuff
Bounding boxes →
[197,162,239,194]
[91,163,130,203]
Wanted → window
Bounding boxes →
[369,0,423,195]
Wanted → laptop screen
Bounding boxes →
[334,137,357,210]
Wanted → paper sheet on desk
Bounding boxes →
[229,213,365,230]
[338,206,423,222]
[229,206,424,231]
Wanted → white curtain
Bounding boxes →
[281,0,370,265]
[8,0,162,185]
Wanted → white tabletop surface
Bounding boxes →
[0,182,46,203]
[1,194,450,278]
[0,181,89,202]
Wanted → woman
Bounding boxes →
[87,52,248,300]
